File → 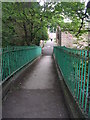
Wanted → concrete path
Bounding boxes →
[2,40,70,118]
[42,40,57,55]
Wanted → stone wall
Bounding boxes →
[61,32,74,48]
[61,32,88,49]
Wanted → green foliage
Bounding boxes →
[2,2,48,47]
[32,27,48,45]
[2,2,87,47]
[47,2,86,36]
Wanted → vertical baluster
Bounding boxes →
[75,50,77,97]
[82,51,87,108]
[75,50,79,98]
[84,58,89,113]
[77,50,81,100]
[7,47,10,76]
[88,50,90,117]
[73,50,76,96]
[79,51,84,105]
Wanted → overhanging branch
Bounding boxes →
[75,1,90,36]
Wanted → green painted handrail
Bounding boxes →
[53,46,90,118]
[1,46,41,83]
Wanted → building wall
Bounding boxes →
[61,32,73,48]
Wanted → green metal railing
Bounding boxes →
[54,46,90,118]
[0,46,41,83]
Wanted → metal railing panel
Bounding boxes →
[0,46,41,83]
[53,46,90,117]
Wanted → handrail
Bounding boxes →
[53,46,90,118]
[0,46,41,83]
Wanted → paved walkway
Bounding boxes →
[2,40,70,118]
[42,40,57,55]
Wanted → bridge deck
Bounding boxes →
[2,40,70,118]
[2,56,70,118]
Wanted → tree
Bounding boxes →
[43,2,89,37]
[2,2,48,47]
[2,1,89,47]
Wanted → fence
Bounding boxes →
[0,46,41,83]
[53,46,90,118]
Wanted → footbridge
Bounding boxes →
[1,40,90,119]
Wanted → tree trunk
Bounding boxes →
[23,22,30,45]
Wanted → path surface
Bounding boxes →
[42,40,57,55]
[2,40,70,118]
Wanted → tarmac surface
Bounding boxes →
[42,40,57,55]
[2,40,70,118]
